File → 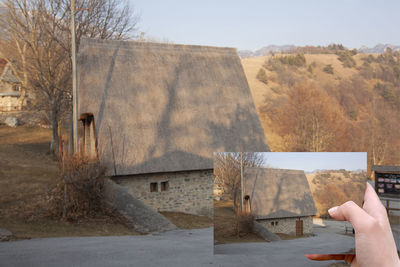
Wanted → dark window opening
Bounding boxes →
[276,221,278,226]
[161,181,169,191]
[79,113,97,159]
[244,195,250,200]
[271,222,275,226]
[150,182,158,192]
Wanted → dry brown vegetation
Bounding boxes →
[214,152,265,211]
[306,170,366,217]
[214,199,265,245]
[160,212,213,229]
[242,48,400,174]
[0,124,136,238]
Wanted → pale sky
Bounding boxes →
[130,0,400,51]
[263,152,367,172]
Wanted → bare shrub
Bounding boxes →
[45,155,108,220]
[235,210,254,236]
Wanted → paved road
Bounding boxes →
[1,227,348,267]
[1,224,398,267]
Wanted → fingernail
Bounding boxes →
[328,206,338,215]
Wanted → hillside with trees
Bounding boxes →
[242,46,400,175]
[306,170,366,217]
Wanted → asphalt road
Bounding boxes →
[0,227,348,267]
[1,225,399,267]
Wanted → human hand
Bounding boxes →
[306,182,400,267]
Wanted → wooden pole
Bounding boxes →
[71,0,78,154]
[240,152,244,212]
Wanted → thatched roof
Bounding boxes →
[0,59,19,84]
[77,38,269,176]
[244,168,317,219]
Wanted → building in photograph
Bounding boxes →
[77,38,269,217]
[244,167,317,236]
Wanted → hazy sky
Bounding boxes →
[131,0,400,51]
[263,152,367,172]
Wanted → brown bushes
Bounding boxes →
[45,155,108,220]
[235,210,254,236]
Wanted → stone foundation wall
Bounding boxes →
[0,96,24,112]
[113,169,213,217]
[257,216,313,235]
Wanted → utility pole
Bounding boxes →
[71,0,78,154]
[240,152,244,212]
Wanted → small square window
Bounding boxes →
[271,222,275,226]
[161,181,169,191]
[150,182,158,192]
[276,221,279,226]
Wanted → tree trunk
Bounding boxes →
[17,88,26,110]
[50,102,59,156]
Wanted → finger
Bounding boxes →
[344,254,356,264]
[328,201,372,231]
[305,254,346,261]
[362,182,388,222]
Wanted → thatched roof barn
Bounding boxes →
[77,38,269,176]
[243,168,317,219]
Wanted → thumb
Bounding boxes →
[328,201,372,232]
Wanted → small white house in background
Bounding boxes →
[77,38,270,217]
[244,167,317,236]
[0,58,28,112]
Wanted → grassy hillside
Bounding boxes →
[242,50,400,170]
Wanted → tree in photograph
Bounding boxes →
[0,0,138,154]
[256,68,268,84]
[214,152,265,212]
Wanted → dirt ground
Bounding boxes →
[161,212,213,229]
[214,199,266,244]
[0,125,213,239]
[0,125,138,239]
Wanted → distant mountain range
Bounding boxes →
[304,169,366,174]
[239,44,400,58]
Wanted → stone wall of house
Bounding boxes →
[113,169,213,217]
[0,96,22,111]
[257,216,313,235]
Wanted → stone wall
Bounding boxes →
[113,169,213,217]
[257,216,313,235]
[0,96,23,112]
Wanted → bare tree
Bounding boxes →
[214,152,265,212]
[0,0,138,154]
[269,83,347,152]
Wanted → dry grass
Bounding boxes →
[0,125,137,239]
[213,199,265,245]
[160,212,213,229]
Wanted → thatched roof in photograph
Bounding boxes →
[77,38,269,176]
[244,168,317,219]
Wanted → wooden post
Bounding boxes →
[71,0,78,154]
[240,152,244,212]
